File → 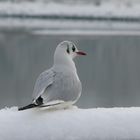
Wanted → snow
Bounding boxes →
[34,29,140,36]
[0,1,140,18]
[0,1,140,34]
[0,106,140,140]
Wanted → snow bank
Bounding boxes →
[0,1,140,18]
[0,1,140,34]
[0,107,140,140]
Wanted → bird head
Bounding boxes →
[54,41,86,69]
[55,41,86,60]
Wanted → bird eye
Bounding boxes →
[66,47,70,54]
[72,45,76,52]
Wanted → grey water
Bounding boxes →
[1,0,140,109]
[1,29,140,109]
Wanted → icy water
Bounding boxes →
[1,28,140,108]
[1,0,140,109]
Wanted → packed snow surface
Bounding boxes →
[0,106,140,140]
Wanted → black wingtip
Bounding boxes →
[18,103,38,111]
[18,96,43,111]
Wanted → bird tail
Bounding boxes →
[18,103,38,111]
[18,96,44,111]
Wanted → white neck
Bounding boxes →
[53,53,77,72]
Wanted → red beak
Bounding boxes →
[76,51,86,56]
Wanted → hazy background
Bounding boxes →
[0,0,140,109]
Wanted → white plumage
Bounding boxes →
[19,41,86,110]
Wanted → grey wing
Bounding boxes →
[32,69,55,101]
[42,72,82,104]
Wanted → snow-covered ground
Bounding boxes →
[0,1,140,34]
[0,1,140,17]
[0,106,140,140]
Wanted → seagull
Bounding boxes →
[18,41,86,111]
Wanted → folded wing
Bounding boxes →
[32,69,56,101]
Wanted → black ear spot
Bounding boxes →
[72,45,76,52]
[66,47,70,54]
